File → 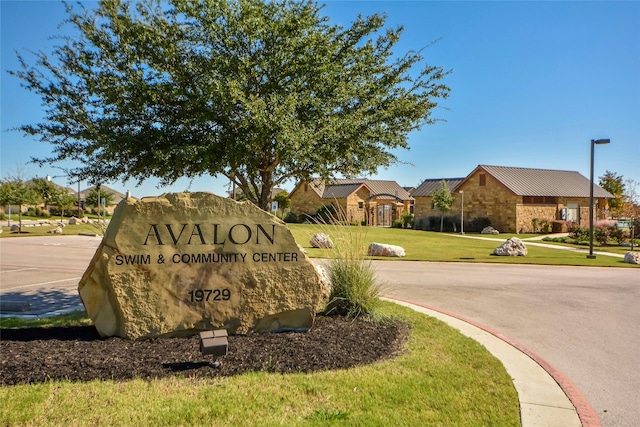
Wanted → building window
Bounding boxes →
[479,174,486,186]
[358,201,364,209]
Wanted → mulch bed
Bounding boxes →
[0,315,410,386]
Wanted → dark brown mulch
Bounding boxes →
[0,316,410,386]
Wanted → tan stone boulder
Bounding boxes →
[78,192,324,340]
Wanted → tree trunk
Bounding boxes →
[440,213,444,232]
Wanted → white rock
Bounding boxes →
[624,251,640,264]
[493,237,527,256]
[367,242,406,257]
[482,226,500,235]
[315,264,332,301]
[310,233,334,249]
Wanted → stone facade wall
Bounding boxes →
[289,183,323,217]
[515,205,558,233]
[456,170,519,233]
[413,195,463,223]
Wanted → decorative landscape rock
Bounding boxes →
[48,226,62,234]
[493,237,527,256]
[310,233,334,249]
[68,216,78,225]
[315,264,332,302]
[367,242,406,257]
[78,192,324,340]
[481,226,500,235]
[624,251,640,265]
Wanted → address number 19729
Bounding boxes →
[188,289,231,302]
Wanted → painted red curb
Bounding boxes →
[384,295,601,427]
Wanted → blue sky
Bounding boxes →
[1,1,639,199]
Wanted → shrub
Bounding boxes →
[569,225,589,241]
[531,218,540,233]
[315,204,338,223]
[392,219,403,228]
[0,212,5,220]
[468,217,492,233]
[316,207,382,319]
[594,226,611,246]
[609,226,625,244]
[283,211,298,223]
[401,212,414,229]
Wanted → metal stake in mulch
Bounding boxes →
[199,329,228,367]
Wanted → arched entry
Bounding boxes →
[368,193,403,227]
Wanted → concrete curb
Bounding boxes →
[383,296,601,427]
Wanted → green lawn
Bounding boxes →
[0,222,104,237]
[288,224,638,268]
[0,303,519,426]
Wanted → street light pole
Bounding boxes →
[587,138,610,259]
[459,190,464,234]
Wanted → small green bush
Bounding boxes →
[392,219,403,228]
[401,212,414,229]
[468,217,492,232]
[569,225,589,241]
[283,211,298,223]
[316,206,382,319]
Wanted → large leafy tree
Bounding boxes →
[599,171,625,215]
[11,0,450,210]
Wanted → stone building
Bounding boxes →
[289,178,413,226]
[410,178,465,221]
[413,165,614,233]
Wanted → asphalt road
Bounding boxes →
[0,236,638,426]
[374,260,639,427]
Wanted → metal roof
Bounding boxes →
[309,178,413,201]
[477,165,614,198]
[410,178,465,197]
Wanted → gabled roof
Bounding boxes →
[471,165,614,198]
[304,178,413,201]
[410,178,465,197]
[79,185,129,205]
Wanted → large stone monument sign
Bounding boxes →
[78,192,323,340]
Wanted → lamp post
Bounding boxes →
[587,138,610,259]
[459,190,464,234]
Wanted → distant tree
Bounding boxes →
[86,187,115,211]
[620,179,640,248]
[54,192,78,221]
[599,171,625,215]
[0,178,39,232]
[273,191,291,215]
[11,0,450,211]
[432,179,454,232]
[30,177,64,211]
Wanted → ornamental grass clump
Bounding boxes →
[314,204,382,319]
